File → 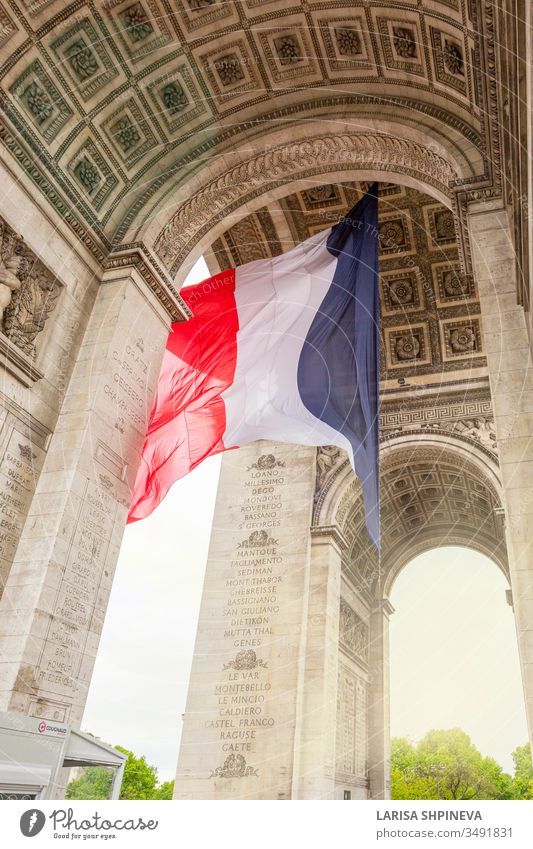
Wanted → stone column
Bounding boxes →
[0,248,186,725]
[0,211,100,600]
[469,200,533,746]
[174,441,316,800]
[367,598,394,800]
[291,527,343,800]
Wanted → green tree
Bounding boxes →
[66,744,172,800]
[390,737,421,800]
[391,729,512,800]
[66,766,113,800]
[153,780,174,799]
[114,746,158,800]
[510,743,533,799]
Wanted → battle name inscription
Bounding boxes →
[205,451,303,780]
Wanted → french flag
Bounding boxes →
[128,184,380,546]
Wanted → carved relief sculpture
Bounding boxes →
[446,417,496,449]
[416,416,497,450]
[0,253,21,324]
[339,599,369,663]
[316,445,341,490]
[0,218,61,358]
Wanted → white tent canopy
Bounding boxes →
[0,710,126,800]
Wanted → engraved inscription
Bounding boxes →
[34,479,118,703]
[0,427,43,590]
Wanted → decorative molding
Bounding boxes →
[0,0,509,270]
[49,18,119,102]
[9,60,73,143]
[0,122,109,264]
[381,527,509,594]
[381,419,497,461]
[0,4,16,49]
[310,524,348,552]
[375,598,395,618]
[316,446,342,491]
[223,650,267,671]
[210,754,258,779]
[103,243,191,322]
[380,392,493,424]
[68,139,119,212]
[154,134,456,272]
[118,91,481,240]
[0,387,51,445]
[0,332,44,386]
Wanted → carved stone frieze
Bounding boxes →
[380,393,493,431]
[339,599,369,664]
[384,416,496,452]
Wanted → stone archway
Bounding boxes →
[0,167,530,789]
[298,435,509,800]
[172,426,513,800]
[145,130,460,274]
[166,166,531,797]
[158,171,530,800]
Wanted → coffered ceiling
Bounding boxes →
[0,0,503,266]
[340,446,507,599]
[211,181,487,384]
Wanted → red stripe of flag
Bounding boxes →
[128,269,238,522]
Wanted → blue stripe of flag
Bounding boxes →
[297,184,380,548]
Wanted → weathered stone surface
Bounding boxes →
[0,263,173,724]
[175,441,317,799]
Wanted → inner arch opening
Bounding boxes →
[389,546,528,790]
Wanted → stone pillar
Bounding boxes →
[469,201,533,746]
[0,211,100,600]
[174,441,316,800]
[367,598,394,800]
[0,249,186,724]
[291,527,342,800]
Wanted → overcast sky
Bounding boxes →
[82,258,528,783]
